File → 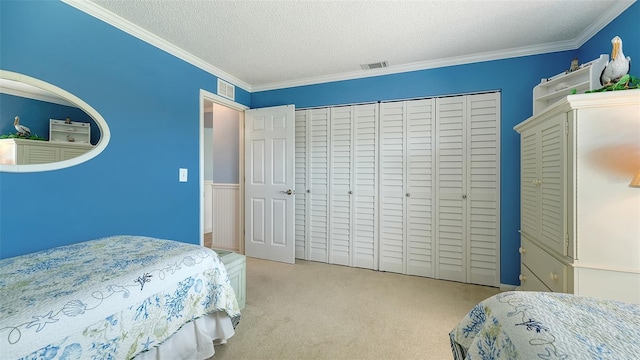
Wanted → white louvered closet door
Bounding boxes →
[294,108,331,262]
[406,99,436,277]
[379,100,435,275]
[294,111,309,259]
[435,96,467,283]
[379,102,406,273]
[435,93,500,287]
[466,93,500,286]
[329,104,379,269]
[330,106,353,266]
[353,104,378,269]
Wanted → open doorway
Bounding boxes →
[200,90,247,252]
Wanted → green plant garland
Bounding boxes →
[0,133,46,141]
[584,74,640,93]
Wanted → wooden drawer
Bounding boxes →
[520,237,567,292]
[519,264,551,292]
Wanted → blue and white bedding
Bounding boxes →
[450,291,640,360]
[0,235,241,360]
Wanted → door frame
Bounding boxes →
[199,89,248,252]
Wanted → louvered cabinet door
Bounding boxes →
[520,127,540,240]
[538,112,566,256]
[330,106,353,266]
[379,102,406,273]
[308,108,331,262]
[435,97,467,283]
[466,93,500,287]
[294,110,309,259]
[353,104,378,270]
[406,99,436,277]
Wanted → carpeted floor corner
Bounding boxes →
[212,257,499,360]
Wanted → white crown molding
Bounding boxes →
[1,79,76,107]
[61,0,251,93]
[573,0,636,48]
[252,39,580,92]
[62,0,634,94]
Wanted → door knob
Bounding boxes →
[280,189,294,195]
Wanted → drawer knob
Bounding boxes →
[550,272,558,281]
[519,274,526,281]
[519,247,526,254]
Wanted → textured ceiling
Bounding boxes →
[79,0,634,91]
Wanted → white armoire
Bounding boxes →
[514,90,640,304]
[295,92,501,287]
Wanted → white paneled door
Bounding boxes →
[244,105,296,264]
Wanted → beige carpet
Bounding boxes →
[213,257,500,360]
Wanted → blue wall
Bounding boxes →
[251,1,639,286]
[0,0,636,286]
[0,1,249,258]
[1,94,99,144]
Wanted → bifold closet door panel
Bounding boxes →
[379,100,435,275]
[435,96,468,283]
[405,99,436,277]
[294,108,332,263]
[379,102,407,274]
[294,111,309,259]
[466,93,500,287]
[329,104,378,269]
[435,93,500,287]
[309,108,331,263]
[329,106,353,266]
[352,104,378,270]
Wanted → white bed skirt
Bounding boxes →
[133,311,235,360]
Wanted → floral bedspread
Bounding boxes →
[0,235,241,360]
[450,291,640,360]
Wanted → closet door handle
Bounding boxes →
[462,194,467,199]
[406,193,410,197]
[348,191,353,195]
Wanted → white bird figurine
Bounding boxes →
[14,116,31,137]
[600,36,631,86]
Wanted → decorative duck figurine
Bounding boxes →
[14,116,31,137]
[600,36,631,86]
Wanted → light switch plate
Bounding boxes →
[179,168,188,182]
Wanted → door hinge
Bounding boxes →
[565,233,569,253]
[565,120,569,135]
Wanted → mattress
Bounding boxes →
[0,235,241,359]
[450,291,640,359]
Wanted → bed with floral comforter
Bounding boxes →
[0,235,241,360]
[450,291,640,360]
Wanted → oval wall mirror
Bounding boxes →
[0,70,110,173]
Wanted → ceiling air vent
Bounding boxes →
[217,79,235,100]
[360,61,389,70]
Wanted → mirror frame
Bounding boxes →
[0,70,110,173]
